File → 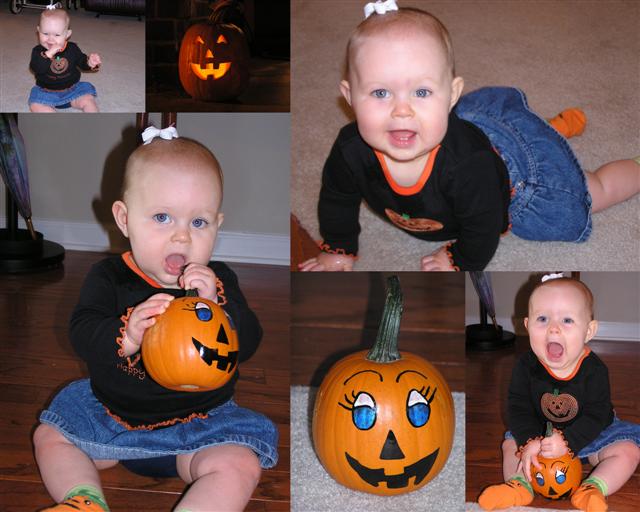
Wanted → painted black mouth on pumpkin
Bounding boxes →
[545,486,573,500]
[546,407,572,419]
[345,448,439,488]
[191,337,238,372]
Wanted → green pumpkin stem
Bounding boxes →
[366,276,403,363]
[185,289,199,297]
[545,421,553,438]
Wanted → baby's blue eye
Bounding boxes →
[351,392,376,430]
[535,472,545,486]
[406,389,430,427]
[537,316,548,323]
[192,218,208,228]
[194,302,212,322]
[153,213,170,224]
[563,318,574,324]
[372,89,389,99]
[415,88,431,98]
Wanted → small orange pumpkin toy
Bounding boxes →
[141,290,239,392]
[312,276,455,495]
[178,0,250,102]
[530,422,583,500]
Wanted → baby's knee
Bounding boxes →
[33,423,69,450]
[194,446,261,486]
[501,437,517,456]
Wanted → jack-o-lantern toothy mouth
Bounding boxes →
[191,337,238,372]
[191,61,231,80]
[345,448,439,488]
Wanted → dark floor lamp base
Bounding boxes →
[466,323,516,351]
[0,229,65,273]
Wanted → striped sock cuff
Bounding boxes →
[583,475,609,496]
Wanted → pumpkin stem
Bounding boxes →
[545,421,553,438]
[185,289,199,297]
[366,276,403,363]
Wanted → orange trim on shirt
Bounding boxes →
[122,251,163,288]
[375,145,441,196]
[540,346,592,381]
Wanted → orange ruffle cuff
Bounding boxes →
[318,241,358,259]
[444,242,461,271]
[116,306,141,368]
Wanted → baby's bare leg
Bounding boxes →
[176,445,261,512]
[70,94,99,113]
[586,159,640,213]
[30,103,56,113]
[587,441,640,495]
[33,424,115,502]
[502,438,521,480]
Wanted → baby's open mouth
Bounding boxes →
[389,130,416,147]
[165,253,186,276]
[546,342,564,361]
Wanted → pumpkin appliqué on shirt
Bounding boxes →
[50,56,69,74]
[541,388,579,423]
[384,208,444,233]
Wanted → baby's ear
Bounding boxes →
[449,76,464,111]
[523,317,529,330]
[65,29,72,40]
[112,200,129,238]
[339,80,352,106]
[585,320,598,342]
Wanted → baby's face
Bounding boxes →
[38,16,70,50]
[341,30,462,167]
[116,159,223,288]
[525,282,597,378]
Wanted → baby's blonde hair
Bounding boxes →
[529,277,595,320]
[346,7,456,78]
[123,137,223,201]
[40,8,70,29]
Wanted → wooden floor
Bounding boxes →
[466,335,640,511]
[0,250,290,512]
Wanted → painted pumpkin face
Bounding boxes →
[530,453,582,499]
[50,56,68,74]
[385,208,444,232]
[178,23,250,102]
[312,351,454,495]
[141,296,239,392]
[541,390,579,423]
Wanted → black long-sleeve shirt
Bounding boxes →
[69,253,262,429]
[507,349,614,455]
[317,113,510,270]
[30,42,92,90]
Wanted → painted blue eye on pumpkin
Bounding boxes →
[535,472,545,486]
[351,392,376,430]
[194,302,212,322]
[555,468,566,484]
[407,389,430,427]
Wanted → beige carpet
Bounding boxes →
[291,0,640,271]
[0,2,145,112]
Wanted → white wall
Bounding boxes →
[1,113,290,265]
[465,272,640,341]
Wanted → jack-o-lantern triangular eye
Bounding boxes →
[195,35,205,45]
[216,34,227,44]
[217,323,229,344]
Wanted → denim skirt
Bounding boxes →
[505,416,640,461]
[28,81,97,108]
[455,86,592,242]
[39,379,278,469]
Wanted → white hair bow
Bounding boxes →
[364,0,399,19]
[541,273,565,283]
[141,126,179,145]
[46,2,62,10]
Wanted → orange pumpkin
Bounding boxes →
[530,422,582,499]
[178,2,250,102]
[141,291,239,392]
[312,277,455,495]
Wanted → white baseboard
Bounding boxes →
[3,217,290,266]
[466,315,640,342]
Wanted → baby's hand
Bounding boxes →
[517,438,542,483]
[539,431,568,459]
[421,245,456,271]
[179,263,217,302]
[45,45,64,59]
[88,53,101,69]
[298,252,355,272]
[125,293,175,348]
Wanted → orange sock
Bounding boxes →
[478,478,534,510]
[548,108,587,138]
[571,483,608,511]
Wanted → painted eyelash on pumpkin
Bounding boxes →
[338,390,358,411]
[418,385,437,403]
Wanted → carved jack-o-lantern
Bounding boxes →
[541,388,579,423]
[178,16,249,102]
[312,277,455,495]
[530,422,583,500]
[141,291,239,392]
